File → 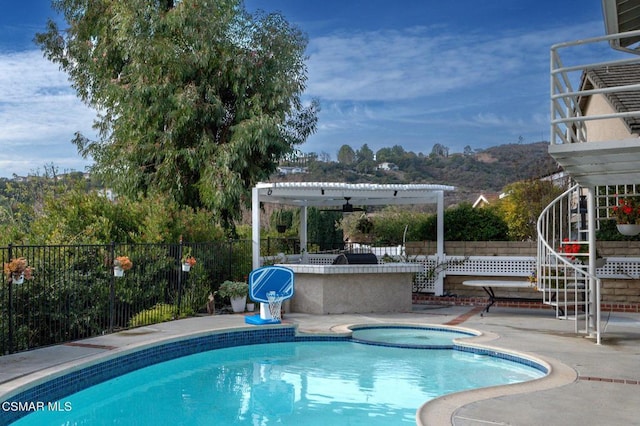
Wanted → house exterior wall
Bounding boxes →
[583,93,634,141]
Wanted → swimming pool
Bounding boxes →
[2,325,546,425]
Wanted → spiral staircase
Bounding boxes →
[541,2,640,344]
[536,184,602,342]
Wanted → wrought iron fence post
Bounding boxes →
[109,241,115,333]
[228,239,233,279]
[7,243,14,354]
[176,239,183,318]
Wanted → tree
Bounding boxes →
[36,0,318,233]
[356,144,375,163]
[376,145,407,164]
[318,151,331,162]
[355,159,376,175]
[497,180,566,241]
[430,143,449,158]
[28,189,224,245]
[337,144,356,164]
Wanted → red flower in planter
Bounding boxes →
[611,197,640,224]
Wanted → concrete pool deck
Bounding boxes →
[1,304,639,425]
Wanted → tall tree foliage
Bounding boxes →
[36,0,318,232]
[498,180,566,241]
[337,144,356,164]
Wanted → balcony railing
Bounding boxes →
[550,29,640,145]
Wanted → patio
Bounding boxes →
[1,304,638,425]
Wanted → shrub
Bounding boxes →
[128,303,194,327]
[416,203,509,241]
[217,281,248,299]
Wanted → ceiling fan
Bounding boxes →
[320,197,365,213]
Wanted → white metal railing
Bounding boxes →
[550,29,640,146]
[537,184,601,343]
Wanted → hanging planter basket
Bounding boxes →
[113,266,125,277]
[12,273,24,285]
[181,256,196,272]
[616,223,640,236]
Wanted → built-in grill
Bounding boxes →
[332,253,379,265]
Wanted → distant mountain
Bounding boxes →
[0,142,558,208]
[275,141,559,205]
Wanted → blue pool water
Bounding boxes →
[10,339,544,425]
[351,326,474,347]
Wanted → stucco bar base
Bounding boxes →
[281,264,422,315]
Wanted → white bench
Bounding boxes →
[463,280,537,316]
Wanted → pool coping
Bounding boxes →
[332,321,576,425]
[415,327,577,426]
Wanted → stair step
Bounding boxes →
[545,300,588,307]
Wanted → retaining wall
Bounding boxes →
[406,241,640,310]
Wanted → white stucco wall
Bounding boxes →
[584,93,635,141]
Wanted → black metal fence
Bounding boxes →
[0,240,254,355]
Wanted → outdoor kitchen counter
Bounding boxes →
[279,263,423,315]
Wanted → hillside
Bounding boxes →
[0,142,558,209]
[276,142,559,205]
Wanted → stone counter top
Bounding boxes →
[277,263,422,274]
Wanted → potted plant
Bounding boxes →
[611,197,640,235]
[114,256,133,277]
[3,257,33,284]
[246,297,255,312]
[181,255,196,272]
[217,280,249,313]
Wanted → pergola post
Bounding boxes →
[251,186,261,270]
[435,189,445,296]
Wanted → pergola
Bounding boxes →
[251,182,455,295]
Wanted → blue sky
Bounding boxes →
[0,1,609,177]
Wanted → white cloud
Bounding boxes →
[306,22,602,103]
[299,20,607,157]
[0,49,96,176]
